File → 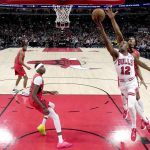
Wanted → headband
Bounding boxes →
[35,63,44,71]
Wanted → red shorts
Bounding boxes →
[29,98,49,114]
[14,65,26,76]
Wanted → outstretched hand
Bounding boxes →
[95,20,103,29]
[140,80,147,89]
[43,91,59,95]
[50,91,59,95]
[105,8,118,19]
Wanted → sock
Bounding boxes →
[58,135,63,143]
[42,116,49,125]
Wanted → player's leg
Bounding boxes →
[48,107,72,148]
[21,74,29,96]
[135,78,144,113]
[135,98,150,132]
[37,102,56,135]
[119,82,128,119]
[13,75,22,93]
[120,83,128,119]
[121,93,128,119]
[23,74,28,89]
[19,66,29,96]
[127,89,137,141]
[38,101,72,148]
[136,89,144,113]
[131,80,150,132]
[120,87,137,141]
[16,75,22,86]
[135,88,146,129]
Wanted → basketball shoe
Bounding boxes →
[57,141,72,149]
[123,109,128,119]
[12,88,19,93]
[131,128,136,141]
[141,119,146,130]
[141,119,150,133]
[21,91,29,96]
[37,124,46,135]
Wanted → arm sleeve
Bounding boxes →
[34,76,43,85]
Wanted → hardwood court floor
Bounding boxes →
[0,47,150,150]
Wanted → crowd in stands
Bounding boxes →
[0,7,150,58]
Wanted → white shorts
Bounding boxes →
[119,77,138,99]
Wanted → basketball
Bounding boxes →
[92,8,105,22]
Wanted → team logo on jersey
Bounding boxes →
[118,58,134,66]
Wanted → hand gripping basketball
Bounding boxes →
[92,8,105,23]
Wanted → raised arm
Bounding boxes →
[134,57,150,72]
[105,8,124,43]
[136,65,144,81]
[96,21,118,60]
[136,65,147,89]
[43,90,59,95]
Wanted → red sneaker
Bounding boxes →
[131,128,136,141]
[123,109,128,119]
[57,141,72,149]
[141,119,146,130]
[145,122,150,133]
[141,119,150,133]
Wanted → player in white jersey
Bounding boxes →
[95,20,150,141]
[114,52,135,82]
[105,8,147,122]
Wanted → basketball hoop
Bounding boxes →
[53,5,72,30]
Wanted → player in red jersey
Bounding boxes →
[29,63,72,149]
[105,8,147,122]
[12,43,31,95]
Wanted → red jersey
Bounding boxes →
[29,74,44,100]
[133,49,140,58]
[133,49,140,76]
[29,73,49,113]
[128,48,140,76]
[15,49,25,66]
[14,49,26,76]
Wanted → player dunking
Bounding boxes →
[105,8,147,121]
[95,20,150,141]
[13,43,31,95]
[29,63,72,149]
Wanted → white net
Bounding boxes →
[53,5,72,30]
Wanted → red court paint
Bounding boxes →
[27,58,81,68]
[43,48,82,52]
[0,94,150,150]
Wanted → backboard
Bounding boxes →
[0,0,125,5]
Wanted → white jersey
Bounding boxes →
[114,52,135,82]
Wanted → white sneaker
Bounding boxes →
[21,91,29,96]
[12,88,19,93]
